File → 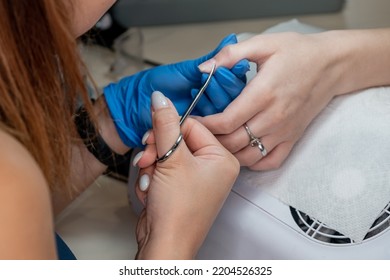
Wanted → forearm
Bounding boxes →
[53,96,130,215]
[317,28,390,95]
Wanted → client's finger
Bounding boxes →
[230,59,250,81]
[191,88,218,116]
[212,67,246,100]
[181,117,228,153]
[203,75,232,112]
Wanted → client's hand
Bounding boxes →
[134,91,239,260]
[197,32,348,170]
[103,34,249,148]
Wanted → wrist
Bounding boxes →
[318,29,390,96]
[93,96,130,155]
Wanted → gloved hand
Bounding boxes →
[103,33,250,148]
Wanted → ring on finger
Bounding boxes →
[250,137,267,157]
[243,123,267,157]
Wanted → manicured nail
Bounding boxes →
[151,91,168,109]
[141,130,150,145]
[132,151,144,166]
[139,174,150,192]
[198,59,216,73]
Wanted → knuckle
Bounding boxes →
[253,84,274,108]
[258,82,273,99]
[220,45,235,60]
[262,88,275,105]
[271,108,288,126]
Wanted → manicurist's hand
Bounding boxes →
[197,29,390,170]
[134,91,239,260]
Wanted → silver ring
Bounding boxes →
[156,132,183,163]
[250,138,267,157]
[244,123,267,157]
[244,123,256,140]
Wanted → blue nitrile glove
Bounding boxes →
[103,34,249,148]
[192,60,249,116]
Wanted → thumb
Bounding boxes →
[151,91,187,161]
[206,33,237,59]
[178,33,239,80]
[196,33,238,65]
[198,35,268,72]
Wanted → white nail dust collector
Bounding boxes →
[196,178,390,259]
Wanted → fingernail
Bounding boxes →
[198,59,216,73]
[142,130,150,145]
[151,91,168,110]
[132,151,144,166]
[139,174,150,192]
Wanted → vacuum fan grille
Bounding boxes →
[290,201,390,244]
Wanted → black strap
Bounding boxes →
[74,103,130,168]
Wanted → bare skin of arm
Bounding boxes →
[0,98,129,258]
[0,130,56,259]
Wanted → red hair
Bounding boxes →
[0,1,93,191]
